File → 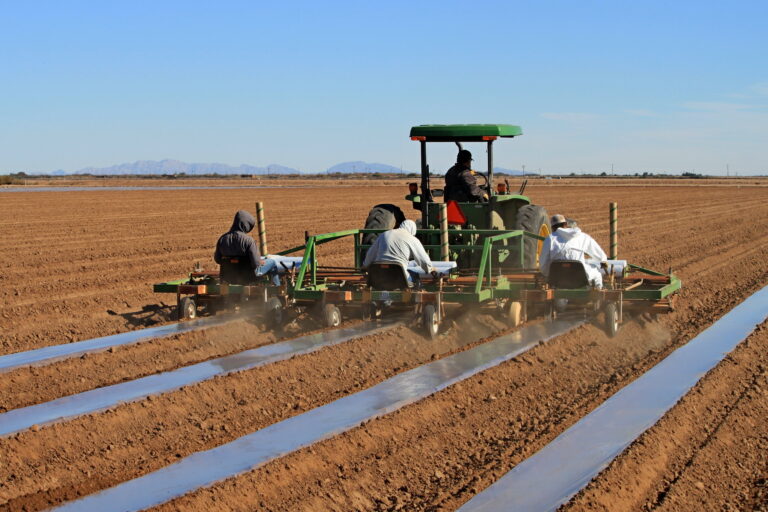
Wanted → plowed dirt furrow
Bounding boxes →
[0,318,507,510]
[557,195,765,241]
[0,320,279,412]
[563,323,768,512]
[588,199,768,251]
[0,219,310,261]
[2,181,766,512]
[148,203,767,511]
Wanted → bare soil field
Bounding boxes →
[3,175,767,190]
[0,179,766,511]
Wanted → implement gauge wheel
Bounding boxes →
[178,297,196,320]
[506,300,524,327]
[265,297,283,329]
[605,301,619,337]
[513,205,550,269]
[423,304,439,339]
[323,304,342,328]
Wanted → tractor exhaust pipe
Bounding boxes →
[256,201,268,256]
[609,202,618,259]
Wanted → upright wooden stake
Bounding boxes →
[609,202,618,260]
[439,203,449,262]
[256,201,268,256]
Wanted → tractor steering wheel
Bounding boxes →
[473,170,490,199]
[474,170,489,187]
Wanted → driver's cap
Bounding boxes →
[457,149,473,162]
[551,214,567,226]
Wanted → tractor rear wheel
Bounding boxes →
[360,204,406,262]
[513,205,550,269]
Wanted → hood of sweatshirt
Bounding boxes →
[230,210,255,233]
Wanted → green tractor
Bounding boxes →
[364,124,551,271]
[287,123,680,337]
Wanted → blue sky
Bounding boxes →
[1,1,766,175]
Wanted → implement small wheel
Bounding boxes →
[423,304,439,339]
[605,301,619,337]
[178,297,196,320]
[323,304,341,328]
[265,297,283,329]
[507,301,524,327]
[361,303,381,321]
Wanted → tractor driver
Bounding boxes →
[214,210,281,286]
[362,219,435,287]
[539,214,607,288]
[444,149,488,202]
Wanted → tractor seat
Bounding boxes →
[547,260,590,289]
[219,256,256,285]
[366,262,410,290]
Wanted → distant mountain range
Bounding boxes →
[326,161,405,174]
[54,159,300,176]
[46,159,525,176]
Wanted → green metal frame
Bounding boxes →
[289,227,681,309]
[153,242,309,296]
[548,261,681,302]
[291,228,545,305]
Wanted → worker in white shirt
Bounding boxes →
[539,214,607,288]
[362,219,435,286]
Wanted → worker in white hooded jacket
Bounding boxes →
[539,214,607,288]
[362,219,435,285]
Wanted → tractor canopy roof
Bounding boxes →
[409,124,523,142]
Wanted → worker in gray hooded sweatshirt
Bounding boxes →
[362,219,435,286]
[539,214,607,288]
[214,210,280,285]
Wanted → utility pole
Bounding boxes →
[611,163,614,175]
[726,164,729,178]
[522,164,526,176]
